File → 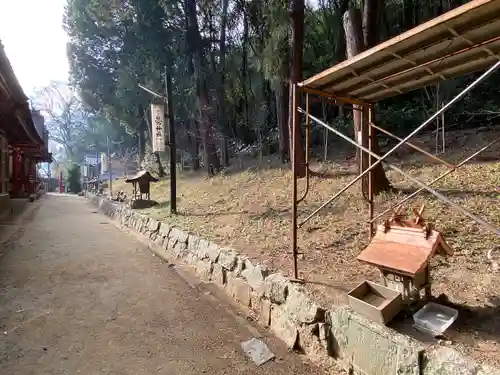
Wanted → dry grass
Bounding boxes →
[113,128,500,367]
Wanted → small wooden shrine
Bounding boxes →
[357,205,454,305]
[125,170,158,200]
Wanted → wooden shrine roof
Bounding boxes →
[0,41,45,148]
[357,225,454,277]
[300,0,500,102]
[125,170,159,183]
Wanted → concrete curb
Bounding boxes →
[87,194,500,375]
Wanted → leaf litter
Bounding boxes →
[112,129,500,367]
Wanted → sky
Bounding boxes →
[0,0,69,96]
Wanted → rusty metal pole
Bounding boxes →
[302,111,500,237]
[305,93,310,174]
[367,104,374,238]
[371,123,454,169]
[297,92,310,204]
[297,58,500,226]
[291,83,299,280]
[371,137,500,223]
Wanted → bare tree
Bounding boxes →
[289,0,307,178]
[113,146,139,178]
[32,81,88,161]
[186,0,221,176]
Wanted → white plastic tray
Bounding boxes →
[413,302,458,335]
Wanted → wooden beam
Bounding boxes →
[297,86,366,106]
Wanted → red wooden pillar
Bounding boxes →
[11,149,22,197]
[59,171,63,193]
[27,158,36,194]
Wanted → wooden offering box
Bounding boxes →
[348,280,403,325]
[357,207,454,305]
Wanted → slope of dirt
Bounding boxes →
[112,128,500,367]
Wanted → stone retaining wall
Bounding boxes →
[88,194,499,375]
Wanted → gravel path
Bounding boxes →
[0,194,325,375]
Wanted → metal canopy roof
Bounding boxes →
[300,0,500,102]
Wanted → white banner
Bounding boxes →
[151,103,165,152]
[101,152,108,172]
[81,164,88,178]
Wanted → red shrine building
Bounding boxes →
[0,41,51,215]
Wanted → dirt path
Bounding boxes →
[0,194,325,375]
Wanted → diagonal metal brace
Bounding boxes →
[371,137,500,223]
[297,59,500,226]
[300,111,500,237]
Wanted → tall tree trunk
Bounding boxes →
[403,0,414,30]
[186,0,221,175]
[184,1,200,170]
[218,0,230,166]
[277,81,289,164]
[242,5,250,143]
[138,129,145,167]
[289,0,306,178]
[137,106,147,167]
[363,0,380,48]
[343,6,391,197]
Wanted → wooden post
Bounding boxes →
[322,102,328,160]
[165,67,177,215]
[368,104,374,238]
[305,93,310,172]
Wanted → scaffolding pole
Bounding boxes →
[371,137,500,223]
[297,59,500,226]
[301,110,500,237]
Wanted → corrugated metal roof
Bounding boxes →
[300,0,500,102]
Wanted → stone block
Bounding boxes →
[134,216,145,232]
[140,218,150,234]
[263,273,289,304]
[229,276,251,307]
[170,227,188,244]
[172,242,187,259]
[327,307,423,375]
[158,223,171,238]
[241,261,268,294]
[284,284,324,324]
[233,256,247,277]
[187,234,201,252]
[478,364,500,375]
[317,322,327,342]
[184,252,198,266]
[270,305,298,349]
[259,298,272,326]
[423,347,478,375]
[250,291,262,311]
[197,240,220,262]
[195,260,213,282]
[206,242,220,262]
[166,237,177,252]
[297,324,327,360]
[211,263,226,287]
[217,248,238,271]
